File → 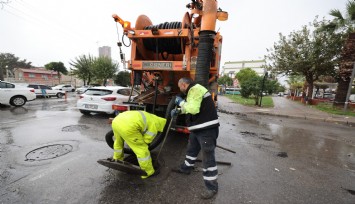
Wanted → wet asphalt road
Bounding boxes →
[0,93,354,204]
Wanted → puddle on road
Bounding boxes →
[237,115,355,171]
[265,121,355,171]
[25,144,73,161]
[62,125,90,132]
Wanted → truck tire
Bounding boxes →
[105,96,176,154]
[10,96,26,107]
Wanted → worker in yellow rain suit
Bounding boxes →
[111,110,167,178]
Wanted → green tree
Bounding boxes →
[235,68,258,85]
[323,0,355,105]
[240,76,262,105]
[114,71,131,86]
[92,57,118,86]
[45,62,68,84]
[0,53,32,80]
[266,18,342,98]
[70,54,95,85]
[217,75,233,86]
[265,80,281,94]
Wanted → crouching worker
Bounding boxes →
[111,111,167,179]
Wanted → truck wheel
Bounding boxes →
[105,130,135,154]
[10,96,26,107]
[105,97,175,154]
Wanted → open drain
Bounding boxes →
[25,144,73,161]
[62,125,90,132]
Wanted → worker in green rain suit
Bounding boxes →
[111,111,167,178]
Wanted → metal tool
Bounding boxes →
[195,159,232,166]
[216,144,236,154]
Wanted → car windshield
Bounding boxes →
[85,89,113,96]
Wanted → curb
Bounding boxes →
[218,108,355,127]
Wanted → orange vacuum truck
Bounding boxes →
[106,0,228,154]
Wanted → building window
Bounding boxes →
[228,71,235,78]
[42,74,48,80]
[29,73,35,78]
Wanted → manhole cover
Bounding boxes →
[25,144,73,161]
[62,125,90,132]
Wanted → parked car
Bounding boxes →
[77,86,139,115]
[75,84,100,94]
[0,80,36,107]
[52,84,75,92]
[27,84,66,98]
[76,85,91,94]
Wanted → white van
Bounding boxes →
[349,94,355,102]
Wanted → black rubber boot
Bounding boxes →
[171,166,192,175]
[200,189,217,199]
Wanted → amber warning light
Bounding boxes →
[112,14,132,33]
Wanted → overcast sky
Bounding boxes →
[0,0,349,71]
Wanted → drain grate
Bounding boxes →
[62,125,90,132]
[25,144,73,161]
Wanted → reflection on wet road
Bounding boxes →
[0,95,354,203]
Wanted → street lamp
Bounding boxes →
[259,71,269,107]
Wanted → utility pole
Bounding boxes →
[0,62,4,81]
[343,62,355,112]
[259,72,268,107]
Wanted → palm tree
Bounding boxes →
[286,75,304,99]
[70,54,95,85]
[327,0,355,106]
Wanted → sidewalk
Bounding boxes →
[218,95,355,126]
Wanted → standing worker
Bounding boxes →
[111,110,167,179]
[171,77,220,199]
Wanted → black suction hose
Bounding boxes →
[195,30,216,88]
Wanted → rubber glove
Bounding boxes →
[175,96,184,106]
[170,109,181,117]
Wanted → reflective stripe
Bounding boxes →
[203,166,218,172]
[204,92,211,98]
[137,155,151,162]
[203,175,218,181]
[138,111,147,134]
[184,160,195,167]
[145,131,156,137]
[186,155,197,160]
[114,149,123,153]
[188,119,219,131]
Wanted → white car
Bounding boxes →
[28,84,66,98]
[77,86,138,115]
[75,85,98,94]
[0,80,36,107]
[52,84,75,92]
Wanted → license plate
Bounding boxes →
[84,104,98,109]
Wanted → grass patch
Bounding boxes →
[314,103,355,117]
[225,94,274,108]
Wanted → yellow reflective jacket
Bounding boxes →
[112,111,167,144]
